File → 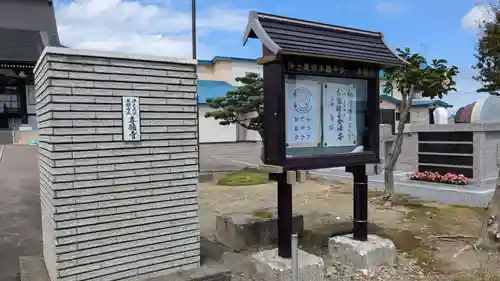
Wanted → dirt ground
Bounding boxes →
[1,143,498,280]
[199,177,500,280]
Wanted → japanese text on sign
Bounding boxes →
[285,80,321,148]
[286,61,377,78]
[322,82,357,147]
[122,96,141,141]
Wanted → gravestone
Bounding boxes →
[455,95,500,124]
[35,47,200,281]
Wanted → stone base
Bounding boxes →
[20,256,231,281]
[20,256,50,281]
[216,209,304,250]
[328,234,396,269]
[249,248,324,281]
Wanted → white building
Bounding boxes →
[379,71,453,134]
[197,56,262,143]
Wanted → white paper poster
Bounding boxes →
[122,96,141,141]
[285,80,321,148]
[322,82,357,147]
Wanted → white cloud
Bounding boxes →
[54,0,249,59]
[461,4,495,30]
[375,0,407,14]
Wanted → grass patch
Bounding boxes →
[252,211,274,219]
[217,169,269,186]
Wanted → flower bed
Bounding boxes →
[409,171,468,185]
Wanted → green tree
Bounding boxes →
[474,3,500,95]
[382,48,459,206]
[204,72,264,138]
[457,1,500,259]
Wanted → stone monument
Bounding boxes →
[33,47,201,281]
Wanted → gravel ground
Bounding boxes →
[199,175,498,280]
[325,254,430,281]
[214,251,435,281]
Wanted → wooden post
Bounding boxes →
[277,172,293,258]
[352,165,368,241]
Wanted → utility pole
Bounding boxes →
[192,0,197,60]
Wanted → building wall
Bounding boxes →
[211,62,233,84]
[197,60,262,142]
[379,99,430,133]
[196,65,215,81]
[198,105,237,142]
[35,47,200,281]
[231,61,262,86]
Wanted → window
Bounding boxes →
[395,112,410,123]
[0,86,21,113]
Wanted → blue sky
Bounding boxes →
[54,0,493,111]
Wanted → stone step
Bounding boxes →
[151,263,231,281]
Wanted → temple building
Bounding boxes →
[0,0,62,140]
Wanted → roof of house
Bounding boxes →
[198,80,235,104]
[198,56,258,65]
[380,94,453,108]
[0,28,62,63]
[0,0,62,64]
[242,11,407,67]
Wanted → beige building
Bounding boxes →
[197,57,262,143]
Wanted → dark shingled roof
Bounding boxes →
[0,0,63,64]
[243,11,407,67]
[0,28,63,63]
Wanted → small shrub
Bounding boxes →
[409,171,468,185]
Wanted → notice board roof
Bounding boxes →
[243,11,407,67]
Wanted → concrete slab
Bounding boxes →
[158,263,231,281]
[20,256,232,281]
[19,256,50,281]
[215,209,304,250]
[249,248,324,281]
[328,234,396,269]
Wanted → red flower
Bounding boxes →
[409,170,467,185]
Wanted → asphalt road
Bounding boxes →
[0,145,42,281]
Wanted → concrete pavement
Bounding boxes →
[0,145,42,281]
